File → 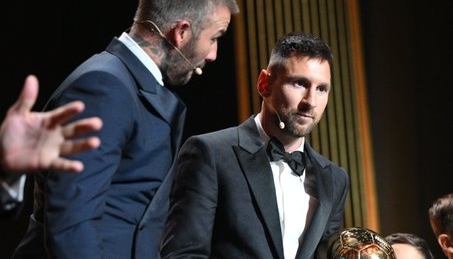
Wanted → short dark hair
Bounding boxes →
[385,232,434,259]
[429,193,453,237]
[268,31,334,72]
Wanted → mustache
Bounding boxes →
[298,102,313,112]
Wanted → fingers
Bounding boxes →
[55,136,101,173]
[60,117,103,156]
[10,74,39,115]
[62,117,103,139]
[47,101,86,128]
[59,136,101,156]
[49,158,85,173]
[45,102,103,170]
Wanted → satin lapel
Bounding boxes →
[296,146,334,259]
[233,118,285,259]
[106,38,187,153]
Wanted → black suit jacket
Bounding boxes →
[161,116,350,259]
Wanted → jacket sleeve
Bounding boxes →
[41,71,136,259]
[161,136,218,259]
[322,167,350,242]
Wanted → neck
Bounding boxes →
[259,112,304,152]
[129,25,168,68]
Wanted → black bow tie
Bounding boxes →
[266,137,306,176]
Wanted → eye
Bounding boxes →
[214,30,227,43]
[293,79,308,89]
[317,84,330,93]
[212,34,225,44]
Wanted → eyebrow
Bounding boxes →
[287,75,331,88]
[217,29,227,37]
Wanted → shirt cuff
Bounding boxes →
[0,174,26,202]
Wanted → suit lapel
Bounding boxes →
[296,144,334,259]
[106,38,187,154]
[138,86,186,153]
[234,118,285,259]
[105,39,187,231]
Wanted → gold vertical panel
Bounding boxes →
[234,0,251,122]
[333,0,361,228]
[346,0,380,231]
[234,0,378,230]
[282,0,294,32]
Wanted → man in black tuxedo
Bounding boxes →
[161,32,350,259]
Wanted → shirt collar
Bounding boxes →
[254,113,305,152]
[118,32,164,86]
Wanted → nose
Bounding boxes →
[205,42,218,62]
[302,88,316,107]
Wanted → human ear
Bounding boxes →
[257,69,271,97]
[170,20,191,47]
[438,234,453,253]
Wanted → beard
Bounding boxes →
[283,110,320,138]
[161,38,199,87]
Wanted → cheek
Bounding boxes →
[320,95,329,108]
[196,35,215,57]
[277,95,294,110]
[280,87,299,105]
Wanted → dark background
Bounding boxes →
[361,0,453,258]
[2,0,452,258]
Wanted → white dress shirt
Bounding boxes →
[0,174,25,205]
[254,114,310,259]
[118,32,164,86]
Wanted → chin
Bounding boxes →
[292,125,314,137]
[167,73,193,87]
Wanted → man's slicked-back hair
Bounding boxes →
[134,0,239,36]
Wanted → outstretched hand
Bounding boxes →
[0,75,102,173]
